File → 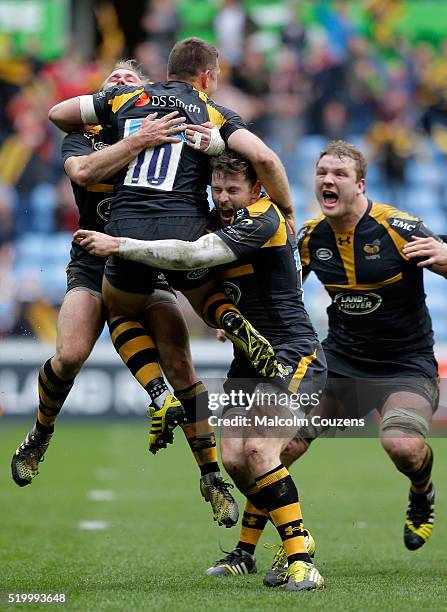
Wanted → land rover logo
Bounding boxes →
[186,268,211,280]
[316,248,333,261]
[334,292,382,315]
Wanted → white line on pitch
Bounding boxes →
[78,520,108,531]
[87,490,116,501]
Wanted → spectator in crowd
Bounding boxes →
[141,0,180,62]
[214,0,254,68]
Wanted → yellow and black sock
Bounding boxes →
[36,358,75,434]
[255,464,310,564]
[398,444,434,494]
[108,317,169,408]
[237,500,269,555]
[201,290,240,329]
[177,382,219,475]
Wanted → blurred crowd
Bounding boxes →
[1,0,447,341]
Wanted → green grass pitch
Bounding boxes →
[1,422,446,611]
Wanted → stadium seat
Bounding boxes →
[404,187,443,215]
[29,183,57,234]
[406,158,443,187]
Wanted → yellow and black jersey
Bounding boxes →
[61,126,115,259]
[214,197,316,342]
[298,200,439,362]
[87,81,246,221]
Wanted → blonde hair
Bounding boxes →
[100,59,149,89]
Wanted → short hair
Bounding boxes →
[317,140,367,181]
[113,59,148,81]
[167,37,219,79]
[211,151,258,186]
[100,59,149,90]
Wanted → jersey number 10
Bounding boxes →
[123,118,183,191]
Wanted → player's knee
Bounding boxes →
[221,440,245,476]
[162,353,195,389]
[53,346,89,378]
[244,439,278,465]
[244,441,264,458]
[381,434,425,471]
[222,454,245,480]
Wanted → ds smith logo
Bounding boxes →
[135,92,150,107]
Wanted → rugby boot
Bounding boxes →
[11,426,53,487]
[148,394,186,454]
[263,529,316,587]
[200,472,239,527]
[221,311,278,377]
[404,483,435,550]
[206,547,256,576]
[283,560,324,592]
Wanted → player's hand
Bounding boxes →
[184,123,225,155]
[402,235,447,267]
[132,111,186,149]
[216,329,227,343]
[73,229,120,257]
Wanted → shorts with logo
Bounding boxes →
[323,348,439,415]
[66,242,175,296]
[104,216,213,293]
[66,244,106,295]
[294,348,439,443]
[222,337,327,415]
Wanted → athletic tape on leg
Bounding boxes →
[380,407,430,438]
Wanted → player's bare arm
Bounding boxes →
[48,97,84,131]
[227,129,296,233]
[403,235,447,277]
[64,112,186,188]
[73,229,237,269]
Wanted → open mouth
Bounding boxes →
[218,209,234,224]
[322,190,339,206]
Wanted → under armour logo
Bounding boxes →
[191,436,215,450]
[337,236,351,246]
[285,525,302,537]
[245,517,259,527]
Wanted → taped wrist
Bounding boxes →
[203,126,225,156]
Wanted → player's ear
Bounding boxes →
[358,178,366,194]
[252,180,262,199]
[199,70,210,91]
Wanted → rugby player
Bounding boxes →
[11,61,239,528]
[47,37,292,454]
[196,140,444,583]
[74,151,327,592]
